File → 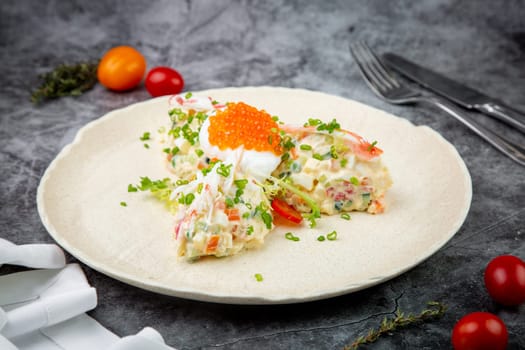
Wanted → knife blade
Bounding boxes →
[382,52,525,134]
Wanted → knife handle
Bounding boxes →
[476,103,525,135]
[426,96,525,166]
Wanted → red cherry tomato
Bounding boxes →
[451,312,508,350]
[484,255,525,306]
[271,198,303,224]
[145,66,184,97]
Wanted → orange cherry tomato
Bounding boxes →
[97,46,146,91]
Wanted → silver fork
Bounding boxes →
[350,41,525,167]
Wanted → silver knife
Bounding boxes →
[382,53,525,134]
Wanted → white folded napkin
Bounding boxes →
[109,327,176,350]
[0,335,17,350]
[0,264,97,338]
[0,238,65,269]
[20,314,120,350]
[0,238,177,350]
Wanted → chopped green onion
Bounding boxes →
[246,225,254,234]
[216,163,233,177]
[350,176,360,186]
[368,141,378,151]
[185,125,200,145]
[234,179,248,189]
[261,212,272,229]
[234,179,248,201]
[201,160,218,176]
[225,197,235,208]
[317,235,325,241]
[254,273,263,282]
[340,158,348,168]
[128,184,138,192]
[195,111,207,123]
[184,193,195,205]
[340,213,351,220]
[197,183,204,194]
[281,136,295,150]
[285,232,300,241]
[243,212,251,219]
[138,177,170,191]
[143,143,150,149]
[327,230,337,240]
[316,119,340,133]
[185,92,193,99]
[139,132,151,141]
[300,144,312,151]
[120,201,127,207]
[176,179,189,186]
[195,149,204,157]
[304,118,340,133]
[313,153,324,161]
[304,118,322,127]
[330,145,338,159]
[168,108,182,117]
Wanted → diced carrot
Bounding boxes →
[206,235,220,253]
[370,199,384,214]
[224,208,240,221]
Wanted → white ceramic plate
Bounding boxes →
[37,87,471,304]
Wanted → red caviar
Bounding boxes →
[208,102,282,155]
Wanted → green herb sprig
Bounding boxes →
[31,62,98,104]
[345,301,447,349]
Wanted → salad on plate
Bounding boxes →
[131,93,392,261]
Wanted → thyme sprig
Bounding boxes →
[31,61,98,104]
[345,301,447,350]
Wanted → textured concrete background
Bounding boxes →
[1,0,524,349]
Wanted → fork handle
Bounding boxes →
[424,96,525,166]
[475,103,525,135]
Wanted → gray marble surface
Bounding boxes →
[1,0,524,349]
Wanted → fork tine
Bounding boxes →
[352,42,401,93]
[357,42,400,90]
[350,43,389,93]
